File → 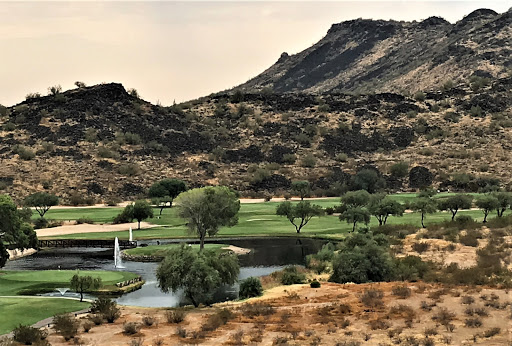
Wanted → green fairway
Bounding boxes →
[0,297,87,335]
[34,207,122,223]
[38,193,496,241]
[124,243,228,257]
[0,270,139,296]
[45,204,492,241]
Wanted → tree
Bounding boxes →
[418,188,437,198]
[174,186,240,251]
[410,197,437,228]
[156,245,239,307]
[0,195,37,268]
[409,166,433,189]
[351,169,386,193]
[491,191,512,217]
[390,162,409,179]
[291,181,310,200]
[132,200,154,229]
[368,194,405,225]
[113,204,134,224]
[48,84,62,95]
[339,207,371,232]
[330,233,394,284]
[276,201,324,233]
[475,195,499,223]
[148,178,187,216]
[437,194,473,221]
[341,190,370,208]
[70,274,102,302]
[23,192,59,218]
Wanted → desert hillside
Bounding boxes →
[236,8,512,95]
[1,73,512,202]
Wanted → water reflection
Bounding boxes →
[5,237,326,307]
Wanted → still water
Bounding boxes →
[5,238,325,307]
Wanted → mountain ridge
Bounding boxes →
[235,8,512,95]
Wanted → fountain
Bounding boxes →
[55,288,69,296]
[114,237,124,268]
[129,227,133,242]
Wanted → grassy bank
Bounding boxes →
[0,297,87,335]
[0,270,139,296]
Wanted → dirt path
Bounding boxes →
[36,222,157,237]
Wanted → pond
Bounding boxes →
[4,237,327,307]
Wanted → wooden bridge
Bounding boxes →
[38,239,137,249]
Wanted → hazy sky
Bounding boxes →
[1,1,510,106]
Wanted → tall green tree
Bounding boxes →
[291,181,310,200]
[491,191,512,217]
[23,192,59,218]
[410,197,437,228]
[156,245,239,307]
[132,200,154,229]
[475,195,499,223]
[148,178,187,215]
[368,194,405,226]
[339,207,371,232]
[341,190,370,208]
[276,201,324,233]
[0,195,37,267]
[70,274,102,302]
[351,169,386,193]
[437,194,473,221]
[174,186,240,251]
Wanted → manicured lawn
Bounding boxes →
[0,270,139,296]
[0,297,87,335]
[34,207,122,223]
[124,243,228,257]
[46,206,492,241]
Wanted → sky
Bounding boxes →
[0,1,510,106]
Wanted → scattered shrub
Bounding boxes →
[89,314,103,326]
[90,297,120,323]
[142,315,155,327]
[412,242,430,253]
[461,296,475,305]
[483,327,500,338]
[240,302,275,318]
[82,321,93,333]
[392,285,411,299]
[13,145,35,160]
[176,327,187,338]
[280,266,306,285]
[359,289,384,309]
[432,308,456,331]
[118,163,140,176]
[123,322,140,335]
[13,325,47,345]
[465,317,483,328]
[53,314,79,341]
[201,309,233,332]
[165,309,186,324]
[310,280,321,288]
[239,277,263,299]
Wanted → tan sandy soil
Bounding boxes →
[43,281,512,346]
[221,245,251,255]
[36,222,157,237]
[400,234,481,269]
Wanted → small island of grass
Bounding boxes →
[122,243,230,261]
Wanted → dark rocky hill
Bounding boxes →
[1,75,512,202]
[235,8,512,94]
